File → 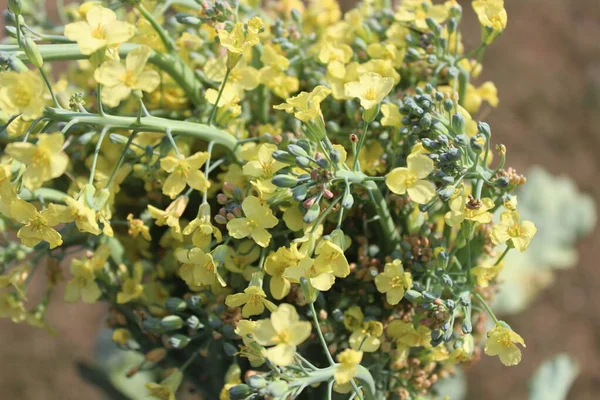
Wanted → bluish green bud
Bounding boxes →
[446,147,461,161]
[8,0,22,15]
[166,297,187,313]
[303,202,320,223]
[295,156,311,168]
[22,37,43,68]
[442,274,453,287]
[109,133,129,145]
[142,318,162,333]
[208,314,223,329]
[451,112,465,134]
[272,174,298,188]
[295,139,312,154]
[447,17,457,34]
[341,189,354,209]
[288,144,308,157]
[292,184,309,201]
[427,54,438,64]
[406,48,421,62]
[223,342,238,357]
[404,289,423,302]
[175,13,202,26]
[247,375,267,389]
[291,8,302,25]
[447,66,459,78]
[446,299,456,309]
[454,134,468,147]
[470,134,484,153]
[229,384,252,400]
[443,99,454,112]
[316,157,329,169]
[272,150,295,164]
[169,334,190,349]
[477,121,491,137]
[462,319,472,334]
[212,244,228,266]
[494,176,510,187]
[160,316,184,331]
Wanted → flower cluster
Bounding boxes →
[0,0,534,399]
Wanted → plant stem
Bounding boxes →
[207,68,231,125]
[39,68,61,108]
[43,107,238,154]
[89,126,110,185]
[308,300,335,366]
[353,121,369,171]
[474,292,499,324]
[494,246,510,266]
[134,3,176,53]
[105,132,138,189]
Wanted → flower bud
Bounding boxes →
[160,315,184,331]
[451,112,465,134]
[303,202,320,223]
[272,174,297,188]
[22,37,44,68]
[288,144,309,157]
[247,374,267,389]
[169,334,191,349]
[175,13,202,26]
[266,381,289,397]
[166,297,187,313]
[229,384,252,400]
[9,0,22,15]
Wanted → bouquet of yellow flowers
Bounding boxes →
[0,0,536,399]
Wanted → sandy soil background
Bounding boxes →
[0,0,599,399]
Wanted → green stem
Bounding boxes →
[353,122,369,171]
[105,132,138,189]
[43,107,237,154]
[365,180,400,253]
[207,68,232,125]
[308,300,335,366]
[134,4,176,53]
[474,292,499,324]
[89,126,110,185]
[0,43,205,107]
[39,68,61,108]
[494,246,510,266]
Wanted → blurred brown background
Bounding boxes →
[1,0,599,399]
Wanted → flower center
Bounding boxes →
[391,276,405,288]
[405,174,417,188]
[122,71,137,87]
[508,225,521,238]
[31,148,51,168]
[13,87,31,107]
[363,88,377,100]
[91,25,105,40]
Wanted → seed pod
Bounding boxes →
[22,37,43,68]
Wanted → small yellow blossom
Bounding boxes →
[284,257,335,298]
[65,6,134,55]
[183,203,222,248]
[386,153,436,204]
[64,195,102,235]
[314,239,350,278]
[94,46,161,107]
[374,259,413,305]
[253,303,312,366]
[273,85,331,122]
[242,144,286,194]
[160,151,210,198]
[464,82,499,115]
[449,334,474,364]
[343,306,364,331]
[445,194,494,226]
[148,195,189,241]
[387,320,432,349]
[344,72,394,111]
[381,103,402,128]
[6,132,69,190]
[176,247,225,288]
[224,240,260,281]
[112,328,131,345]
[472,0,507,43]
[127,213,151,241]
[334,349,363,385]
[349,321,383,352]
[471,261,504,287]
[217,18,263,54]
[145,370,183,400]
[264,244,304,300]
[64,258,102,303]
[484,323,525,366]
[225,286,277,318]
[226,196,278,247]
[117,263,144,304]
[491,210,537,252]
[10,199,66,249]
[0,71,46,121]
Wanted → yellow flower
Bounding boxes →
[264,244,304,300]
[472,0,507,41]
[491,210,537,252]
[343,306,364,331]
[318,41,353,79]
[112,328,131,345]
[64,195,102,235]
[387,320,431,349]
[235,320,267,367]
[471,261,504,287]
[117,263,144,304]
[242,144,287,194]
[160,151,210,198]
[176,247,225,288]
[395,0,449,31]
[224,240,260,281]
[381,103,402,128]
[94,46,160,107]
[148,196,189,241]
[284,257,336,299]
[386,153,436,204]
[10,199,65,249]
[64,5,134,55]
[145,370,183,400]
[261,44,290,71]
[464,82,499,115]
[449,334,474,364]
[374,259,413,305]
[64,258,102,303]
[349,321,383,352]
[344,72,394,110]
[6,132,69,190]
[0,71,46,121]
[334,349,363,385]
[259,67,300,99]
[204,58,259,92]
[273,85,332,122]
[444,194,494,226]
[225,286,277,318]
[253,303,312,366]
[217,18,263,54]
[0,293,26,322]
[484,323,525,366]
[183,203,222,248]
[226,196,279,247]
[313,239,350,278]
[127,213,151,241]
